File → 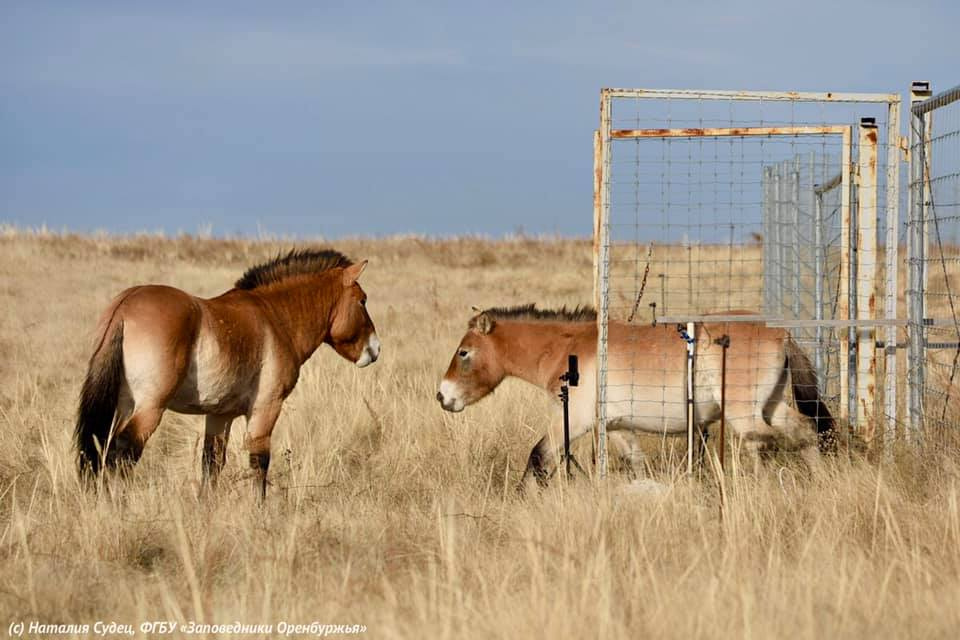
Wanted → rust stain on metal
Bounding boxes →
[867,131,878,143]
[610,125,848,139]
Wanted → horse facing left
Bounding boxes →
[75,249,380,497]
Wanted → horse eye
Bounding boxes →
[458,350,469,358]
[360,298,367,306]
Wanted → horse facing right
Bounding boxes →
[75,249,380,497]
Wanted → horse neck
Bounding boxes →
[254,274,338,363]
[493,321,591,394]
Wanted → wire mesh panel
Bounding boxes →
[594,88,902,473]
[908,83,960,435]
[762,152,845,408]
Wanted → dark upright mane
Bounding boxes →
[235,249,353,290]
[477,303,597,324]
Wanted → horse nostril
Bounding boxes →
[436,391,443,403]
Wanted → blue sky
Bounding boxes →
[1,1,958,238]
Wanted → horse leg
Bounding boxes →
[769,401,821,470]
[202,415,234,490]
[517,414,593,494]
[105,405,165,474]
[608,430,648,479]
[721,394,780,474]
[245,402,283,500]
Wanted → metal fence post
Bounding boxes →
[812,153,825,393]
[907,81,932,439]
[762,166,771,313]
[856,117,879,445]
[792,157,802,319]
[883,98,902,442]
[594,91,612,477]
[839,126,853,423]
[775,165,784,314]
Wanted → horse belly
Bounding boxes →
[605,375,689,434]
[168,342,253,415]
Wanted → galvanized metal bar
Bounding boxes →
[772,319,899,329]
[883,98,902,442]
[839,126,852,421]
[595,92,612,478]
[792,157,802,320]
[685,322,696,475]
[907,81,932,438]
[591,127,602,469]
[922,107,932,350]
[610,125,851,139]
[911,84,960,115]
[593,130,602,313]
[657,316,916,327]
[762,166,772,313]
[775,167,784,315]
[813,153,825,393]
[604,88,899,104]
[856,118,879,443]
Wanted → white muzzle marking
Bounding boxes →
[437,379,465,412]
[356,333,381,368]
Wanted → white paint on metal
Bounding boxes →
[839,126,852,421]
[883,99,903,443]
[604,88,900,103]
[856,119,879,440]
[595,93,612,479]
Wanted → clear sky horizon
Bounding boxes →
[2,1,958,238]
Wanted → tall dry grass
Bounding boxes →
[1,229,959,638]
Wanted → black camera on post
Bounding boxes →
[560,354,579,387]
[559,354,582,478]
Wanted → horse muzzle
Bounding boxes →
[356,333,381,368]
[436,380,465,412]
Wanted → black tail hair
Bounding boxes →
[75,323,124,478]
[784,338,836,454]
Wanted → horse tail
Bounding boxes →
[784,337,836,454]
[75,321,125,478]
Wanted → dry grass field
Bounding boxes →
[1,228,959,639]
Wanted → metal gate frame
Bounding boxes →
[907,81,960,438]
[593,88,902,477]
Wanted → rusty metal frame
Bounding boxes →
[594,117,854,478]
[838,128,854,423]
[883,99,903,445]
[592,129,605,470]
[610,125,851,139]
[856,118,879,441]
[594,87,905,477]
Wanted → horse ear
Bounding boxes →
[342,260,368,286]
[472,312,495,335]
[471,305,482,313]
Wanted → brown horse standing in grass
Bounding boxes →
[437,305,834,492]
[75,249,380,497]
